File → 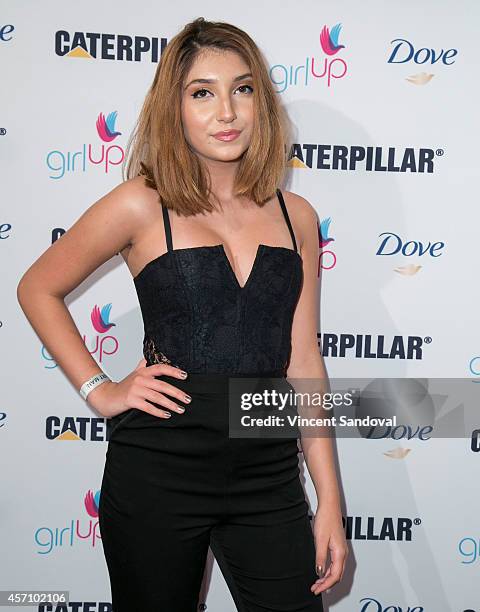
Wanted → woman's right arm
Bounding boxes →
[16,179,190,419]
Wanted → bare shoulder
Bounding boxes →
[106,176,162,252]
[282,190,317,223]
[282,190,318,249]
[17,175,161,297]
[108,175,159,223]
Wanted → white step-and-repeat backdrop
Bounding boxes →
[2,1,478,611]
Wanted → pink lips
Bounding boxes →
[213,130,241,141]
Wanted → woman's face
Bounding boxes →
[181,48,254,164]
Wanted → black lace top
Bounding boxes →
[132,188,303,375]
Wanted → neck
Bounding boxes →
[201,156,243,208]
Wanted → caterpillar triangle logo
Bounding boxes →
[287,156,307,168]
[66,46,93,59]
[56,429,82,441]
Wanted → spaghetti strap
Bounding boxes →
[275,189,298,253]
[162,204,173,252]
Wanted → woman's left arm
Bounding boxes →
[285,192,348,596]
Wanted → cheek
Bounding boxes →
[240,106,254,134]
[182,104,210,137]
[238,100,254,126]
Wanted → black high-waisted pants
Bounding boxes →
[98,370,324,612]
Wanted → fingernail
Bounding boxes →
[184,394,192,402]
[180,370,188,378]
[164,412,172,418]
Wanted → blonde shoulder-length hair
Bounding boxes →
[122,17,292,216]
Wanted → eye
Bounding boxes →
[191,88,211,99]
[236,84,254,94]
[191,84,254,99]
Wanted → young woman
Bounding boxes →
[17,17,347,612]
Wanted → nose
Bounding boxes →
[216,94,237,122]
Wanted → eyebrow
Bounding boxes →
[184,72,253,90]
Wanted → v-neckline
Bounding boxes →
[219,243,265,291]
[133,243,302,289]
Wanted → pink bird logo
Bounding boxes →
[318,218,335,248]
[320,23,346,56]
[96,111,122,142]
[91,303,116,334]
[84,489,101,518]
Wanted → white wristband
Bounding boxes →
[79,372,111,400]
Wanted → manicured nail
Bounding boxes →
[180,370,188,378]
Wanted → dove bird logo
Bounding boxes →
[84,489,101,518]
[318,218,337,273]
[320,23,345,56]
[96,111,122,142]
[319,217,335,248]
[91,303,116,334]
